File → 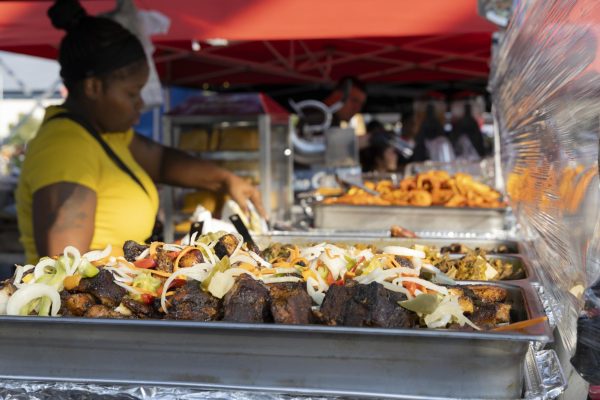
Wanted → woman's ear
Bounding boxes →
[82,77,104,100]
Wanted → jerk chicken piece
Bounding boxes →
[214,234,239,259]
[123,240,149,262]
[121,297,161,319]
[223,275,272,323]
[63,293,96,317]
[177,249,204,269]
[74,269,126,308]
[268,282,313,324]
[155,248,175,273]
[84,304,126,319]
[168,281,222,321]
[320,282,417,328]
[468,285,508,304]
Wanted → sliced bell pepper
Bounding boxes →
[134,258,157,269]
[140,293,155,305]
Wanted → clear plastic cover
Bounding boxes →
[489,0,600,383]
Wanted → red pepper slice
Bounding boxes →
[350,256,366,274]
[140,293,155,305]
[168,278,186,290]
[331,278,345,286]
[133,258,157,269]
[325,269,335,285]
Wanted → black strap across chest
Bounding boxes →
[45,112,148,195]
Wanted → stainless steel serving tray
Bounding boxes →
[259,233,522,254]
[313,203,508,232]
[0,281,551,399]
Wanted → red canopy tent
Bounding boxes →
[0,0,495,88]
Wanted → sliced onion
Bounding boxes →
[300,243,326,260]
[382,246,426,259]
[230,252,257,266]
[230,232,244,259]
[63,246,82,275]
[261,276,303,284]
[114,281,143,296]
[381,281,412,298]
[207,271,235,299]
[391,276,448,295]
[135,248,150,261]
[13,264,36,288]
[104,267,135,283]
[273,267,300,275]
[0,285,14,314]
[319,245,347,280]
[33,258,59,281]
[6,284,61,316]
[249,251,272,268]
[189,231,199,246]
[306,277,325,305]
[83,244,112,263]
[163,244,183,252]
[197,242,217,265]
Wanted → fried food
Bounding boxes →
[323,171,505,208]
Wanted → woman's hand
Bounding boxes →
[223,173,267,218]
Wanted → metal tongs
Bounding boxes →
[336,174,379,196]
[229,214,260,253]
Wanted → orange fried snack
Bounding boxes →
[323,170,505,209]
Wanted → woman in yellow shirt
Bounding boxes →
[16,0,264,263]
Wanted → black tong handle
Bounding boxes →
[229,214,258,251]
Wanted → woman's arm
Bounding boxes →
[130,134,266,217]
[32,182,97,258]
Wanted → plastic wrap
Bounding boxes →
[489,0,600,383]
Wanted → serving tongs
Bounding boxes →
[229,214,260,253]
[335,174,379,196]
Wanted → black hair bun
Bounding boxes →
[48,0,88,31]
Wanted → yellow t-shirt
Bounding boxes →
[16,106,159,263]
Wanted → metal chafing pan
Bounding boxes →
[0,345,567,399]
[259,233,522,254]
[313,203,508,232]
[0,281,551,399]
[256,235,534,282]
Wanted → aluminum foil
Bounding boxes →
[0,381,331,400]
[524,348,567,400]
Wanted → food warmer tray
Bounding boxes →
[313,203,508,232]
[0,344,566,399]
[0,281,551,399]
[258,233,522,254]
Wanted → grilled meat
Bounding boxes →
[470,303,499,330]
[74,270,126,308]
[395,256,414,269]
[121,297,161,319]
[155,248,175,273]
[268,282,313,324]
[468,285,508,303]
[63,293,96,317]
[177,249,204,268]
[123,240,149,262]
[84,304,125,319]
[168,281,221,321]
[320,281,417,328]
[214,234,239,259]
[448,287,475,314]
[223,275,272,323]
[319,283,355,326]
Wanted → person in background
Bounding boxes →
[16,0,265,264]
[450,103,486,160]
[361,131,399,174]
[411,104,455,162]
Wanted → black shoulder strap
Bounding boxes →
[45,112,148,195]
